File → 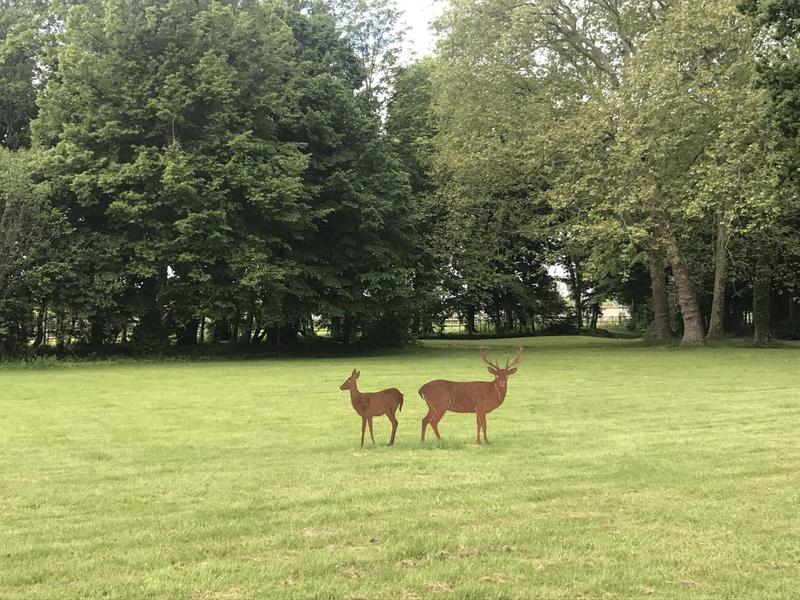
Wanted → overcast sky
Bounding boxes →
[397,0,445,61]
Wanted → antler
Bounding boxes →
[505,345,524,369]
[479,346,500,369]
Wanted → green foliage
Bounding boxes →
[33,0,313,346]
[740,0,800,295]
[0,148,70,356]
[0,0,424,351]
[0,0,50,149]
[3,0,800,353]
[329,0,405,113]
[431,0,798,342]
[431,5,567,333]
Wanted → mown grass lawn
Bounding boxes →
[2,337,800,599]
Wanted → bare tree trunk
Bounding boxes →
[177,320,199,346]
[305,314,317,337]
[589,303,600,329]
[753,256,771,347]
[33,302,46,349]
[342,314,353,345]
[567,258,584,331]
[707,215,729,339]
[664,233,705,344]
[647,249,672,341]
[466,306,476,335]
[253,326,268,344]
[89,316,106,347]
[232,314,239,343]
[239,312,253,344]
[504,294,514,332]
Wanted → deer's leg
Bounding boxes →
[360,417,366,448]
[421,408,434,442]
[429,411,443,440]
[368,417,375,445]
[475,412,482,445]
[387,411,398,446]
[480,413,489,444]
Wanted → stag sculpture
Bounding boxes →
[340,369,403,448]
[418,346,523,444]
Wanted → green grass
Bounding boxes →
[2,337,800,599]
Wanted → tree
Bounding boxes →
[0,148,70,356]
[33,0,311,347]
[328,0,405,114]
[385,59,448,334]
[283,1,419,346]
[741,0,800,344]
[0,0,52,149]
[433,0,675,338]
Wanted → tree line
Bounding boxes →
[1,0,798,356]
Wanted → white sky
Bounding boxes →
[397,0,445,61]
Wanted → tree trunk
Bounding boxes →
[753,256,771,347]
[504,293,514,332]
[33,302,46,349]
[489,303,503,335]
[304,314,317,337]
[239,312,253,344]
[89,316,106,347]
[232,310,240,343]
[176,320,199,346]
[707,215,729,339]
[342,314,353,345]
[253,327,268,344]
[589,303,600,329]
[664,233,704,344]
[466,306,476,335]
[134,270,167,345]
[266,325,281,347]
[56,313,67,351]
[567,259,584,331]
[647,249,672,341]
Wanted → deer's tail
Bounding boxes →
[418,385,429,409]
[398,391,404,412]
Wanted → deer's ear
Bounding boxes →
[487,366,497,375]
[508,367,517,375]
[355,370,361,378]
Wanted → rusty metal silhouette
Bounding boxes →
[418,346,524,444]
[340,369,403,447]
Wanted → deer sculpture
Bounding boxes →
[340,369,404,448]
[418,346,524,444]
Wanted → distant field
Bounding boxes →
[2,337,800,599]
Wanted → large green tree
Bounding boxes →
[0,0,52,149]
[741,0,800,344]
[0,148,70,355]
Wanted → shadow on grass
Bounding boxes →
[345,438,499,454]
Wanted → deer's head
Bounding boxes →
[340,369,360,391]
[480,346,524,391]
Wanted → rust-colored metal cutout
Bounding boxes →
[418,346,524,444]
[340,369,404,447]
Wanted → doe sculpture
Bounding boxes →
[340,369,403,447]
